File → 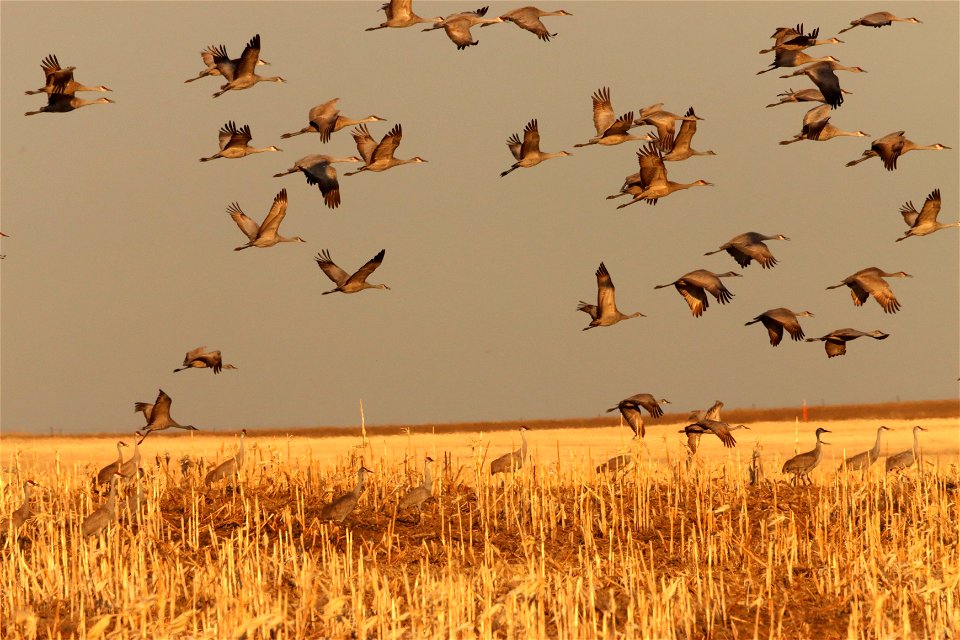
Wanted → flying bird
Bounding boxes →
[25,54,111,95]
[183,44,270,83]
[826,267,912,313]
[577,262,644,330]
[25,92,113,116]
[703,232,789,269]
[605,393,670,437]
[139,389,198,433]
[174,347,237,374]
[501,119,571,176]
[779,104,869,144]
[229,189,306,250]
[610,144,712,208]
[315,249,390,295]
[806,329,889,358]
[366,0,443,30]
[745,308,814,346]
[279,98,386,143]
[574,87,652,148]
[838,12,921,34]
[896,189,959,241]
[779,60,867,109]
[422,6,503,50]
[654,107,716,161]
[490,6,572,41]
[211,34,285,98]
[273,155,361,209]
[765,87,852,108]
[199,121,281,162]
[654,269,741,317]
[845,131,951,170]
[345,124,427,175]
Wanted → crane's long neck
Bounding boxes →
[868,429,885,463]
[21,485,32,511]
[106,478,119,509]
[812,438,824,465]
[116,443,125,463]
[905,143,944,152]
[250,147,279,155]
[520,430,528,459]
[667,181,701,193]
[339,116,380,128]
[541,152,568,161]
[354,470,367,497]
[236,434,245,467]
[423,460,432,489]
[911,430,922,458]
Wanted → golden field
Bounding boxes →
[1,405,958,639]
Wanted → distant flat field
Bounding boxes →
[3,413,957,482]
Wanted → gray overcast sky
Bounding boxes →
[1,2,957,434]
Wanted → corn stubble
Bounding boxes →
[1,445,957,639]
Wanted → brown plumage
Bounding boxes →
[885,426,927,472]
[490,426,529,475]
[896,189,959,241]
[24,92,113,116]
[82,474,122,537]
[199,121,281,162]
[657,107,716,161]
[782,428,830,485]
[279,98,386,143]
[345,123,427,175]
[704,232,789,269]
[826,267,912,313]
[745,308,814,346]
[838,12,921,34]
[493,6,572,41]
[230,190,306,249]
[634,106,703,153]
[173,348,237,374]
[501,119,571,176]
[806,328,889,358]
[397,457,434,521]
[367,0,443,30]
[204,430,247,485]
[841,426,891,471]
[845,131,950,170]
[610,144,713,208]
[577,262,644,330]
[654,269,742,317]
[321,466,374,522]
[422,6,503,50]
[778,60,867,109]
[680,421,748,454]
[184,44,269,83]
[274,155,362,209]
[140,389,198,434]
[25,54,111,95]
[95,441,129,486]
[211,34,285,98]
[765,86,853,108]
[574,87,652,148]
[779,104,869,144]
[605,393,671,437]
[315,249,390,295]
[10,480,41,532]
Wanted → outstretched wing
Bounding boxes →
[227,202,260,241]
[345,249,387,287]
[315,250,351,286]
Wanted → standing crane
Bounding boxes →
[204,430,247,485]
[840,426,892,471]
[782,428,831,485]
[490,426,529,475]
[320,466,375,522]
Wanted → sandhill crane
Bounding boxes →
[806,328,889,358]
[845,131,951,170]
[654,269,742,318]
[689,400,723,423]
[500,119,571,176]
[680,421,747,454]
[745,308,814,346]
[826,267,912,314]
[841,425,892,471]
[757,51,839,74]
[611,144,712,208]
[174,347,238,374]
[345,124,427,175]
[315,249,390,294]
[0,231,6,259]
[704,232,789,269]
[25,54,111,95]
[274,155,361,209]
[82,473,122,537]
[779,104,869,145]
[779,60,867,109]
[634,108,702,153]
[320,466,374,522]
[367,0,443,29]
[896,189,959,241]
[656,107,716,161]
[423,6,503,50]
[759,27,843,53]
[204,429,247,485]
[199,121,281,162]
[838,12,921,34]
[118,433,145,480]
[765,87,852,108]
[596,453,633,475]
[605,393,670,437]
[782,428,830,485]
[397,456,434,522]
[140,389,198,434]
[490,426,529,475]
[574,88,653,148]
[211,35,284,98]
[184,44,269,83]
[10,480,40,532]
[95,441,129,486]
[24,92,114,116]
[885,426,927,472]
[280,98,386,143]
[123,468,149,523]
[134,400,198,433]
[229,189,305,250]
[489,6,572,41]
[577,262,644,330]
